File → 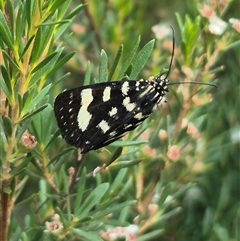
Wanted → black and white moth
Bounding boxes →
[54,41,174,154]
[54,74,169,153]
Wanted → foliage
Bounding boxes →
[0,0,239,241]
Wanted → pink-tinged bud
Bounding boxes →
[187,122,200,139]
[158,129,168,140]
[21,131,37,149]
[45,214,63,234]
[229,18,240,33]
[167,145,180,161]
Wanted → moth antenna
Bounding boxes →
[157,27,175,80]
[166,28,217,89]
[169,81,217,88]
[165,26,175,80]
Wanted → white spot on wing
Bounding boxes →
[109,107,117,116]
[134,112,143,120]
[98,120,110,133]
[77,89,93,131]
[135,81,140,90]
[139,85,154,98]
[123,97,136,112]
[103,86,111,102]
[121,81,129,96]
[124,124,133,129]
[109,131,117,137]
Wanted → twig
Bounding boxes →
[69,149,86,191]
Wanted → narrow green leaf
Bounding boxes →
[222,39,240,51]
[99,49,108,83]
[93,200,136,219]
[38,20,70,26]
[16,119,31,143]
[40,104,54,144]
[2,49,21,71]
[15,3,24,46]
[65,4,86,20]
[3,116,12,137]
[0,121,7,150]
[51,149,76,170]
[21,84,51,116]
[110,140,148,147]
[52,72,70,88]
[214,224,230,241]
[28,51,61,88]
[30,116,41,145]
[92,77,97,84]
[77,183,109,217]
[31,52,58,74]
[6,0,14,37]
[158,182,172,208]
[20,90,35,117]
[60,167,72,218]
[56,0,72,18]
[100,218,129,227]
[30,26,42,65]
[53,207,67,227]
[0,65,12,101]
[24,169,43,180]
[48,0,69,13]
[74,168,87,215]
[137,230,164,241]
[44,128,61,151]
[49,147,75,167]
[106,147,123,166]
[0,10,14,51]
[171,183,194,200]
[39,180,48,207]
[156,207,182,223]
[11,165,27,178]
[20,35,35,60]
[108,44,124,81]
[19,104,48,123]
[72,229,103,241]
[83,61,91,86]
[130,39,155,79]
[14,194,39,208]
[45,51,75,78]
[55,22,72,41]
[119,205,129,222]
[175,13,184,41]
[110,168,128,193]
[91,196,121,214]
[110,160,142,169]
[74,216,93,226]
[25,0,37,29]
[32,22,55,65]
[118,36,141,79]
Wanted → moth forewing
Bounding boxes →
[54,76,169,153]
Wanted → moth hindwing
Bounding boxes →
[54,76,169,153]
